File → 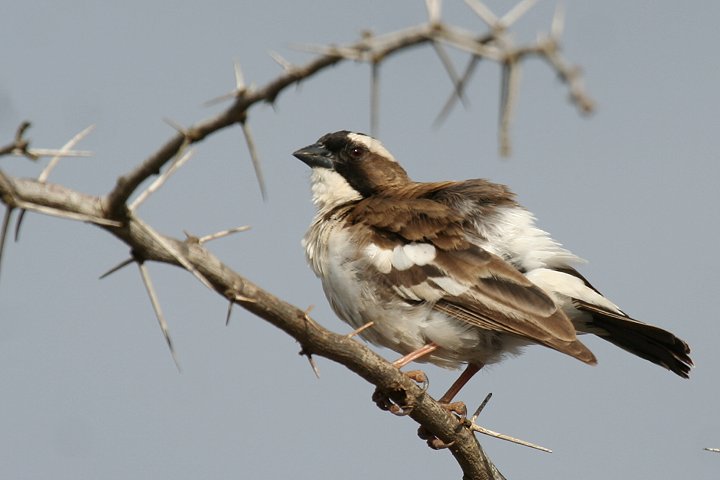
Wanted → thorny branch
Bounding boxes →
[0,174,504,479]
[0,2,596,479]
[102,0,591,216]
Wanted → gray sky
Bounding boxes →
[1,1,718,478]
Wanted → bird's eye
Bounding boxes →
[348,146,364,158]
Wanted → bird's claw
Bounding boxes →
[443,400,467,417]
[371,369,428,416]
[416,400,468,449]
[402,369,429,392]
[372,387,414,416]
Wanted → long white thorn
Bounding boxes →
[38,124,96,183]
[138,262,181,371]
[500,0,537,28]
[129,148,194,211]
[464,0,499,28]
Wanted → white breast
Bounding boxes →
[303,215,528,368]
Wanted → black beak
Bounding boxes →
[292,143,334,169]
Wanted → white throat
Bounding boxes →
[309,168,361,212]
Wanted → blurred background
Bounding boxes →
[1,1,718,478]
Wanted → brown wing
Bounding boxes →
[350,195,596,365]
[431,248,596,364]
[348,196,470,250]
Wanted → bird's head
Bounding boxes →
[293,130,410,210]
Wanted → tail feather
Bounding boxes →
[573,299,692,378]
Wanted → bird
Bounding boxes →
[292,130,692,407]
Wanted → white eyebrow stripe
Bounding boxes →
[347,132,397,162]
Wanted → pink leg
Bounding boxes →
[439,362,483,404]
[392,342,438,368]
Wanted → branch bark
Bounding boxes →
[0,4,595,477]
[1,174,503,479]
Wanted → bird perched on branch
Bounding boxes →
[293,130,692,407]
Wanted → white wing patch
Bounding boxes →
[526,268,621,313]
[429,276,469,296]
[364,243,394,274]
[391,243,436,271]
[477,206,584,271]
[393,282,444,302]
[402,243,436,265]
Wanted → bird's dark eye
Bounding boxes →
[348,146,365,158]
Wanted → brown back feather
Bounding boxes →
[346,181,596,365]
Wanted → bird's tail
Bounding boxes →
[573,299,693,378]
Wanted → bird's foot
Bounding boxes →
[442,400,467,417]
[416,400,468,449]
[403,369,429,391]
[372,388,411,416]
[372,369,429,416]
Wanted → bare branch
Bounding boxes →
[0,170,121,229]
[1,122,92,161]
[0,175,504,479]
[0,4,599,477]
[11,125,98,252]
[13,201,122,227]
[0,171,122,228]
[101,7,592,218]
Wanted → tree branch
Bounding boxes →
[0,3,597,477]
[1,174,503,479]
[103,7,592,216]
